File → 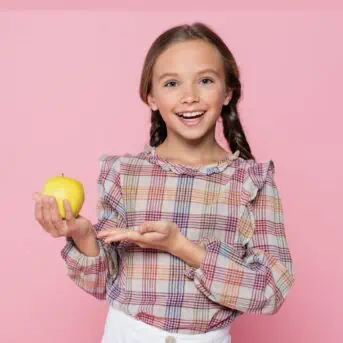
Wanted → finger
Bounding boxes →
[97,228,127,238]
[102,230,142,244]
[139,221,154,233]
[34,195,46,229]
[127,230,143,242]
[96,229,114,238]
[50,197,66,235]
[103,234,128,244]
[100,230,128,243]
[42,196,60,237]
[140,221,168,234]
[32,192,42,202]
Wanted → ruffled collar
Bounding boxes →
[142,144,240,176]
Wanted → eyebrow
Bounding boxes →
[158,68,221,82]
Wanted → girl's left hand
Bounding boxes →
[96,221,181,254]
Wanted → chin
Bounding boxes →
[176,130,214,143]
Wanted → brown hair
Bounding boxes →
[139,22,255,160]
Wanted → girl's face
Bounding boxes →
[148,39,231,144]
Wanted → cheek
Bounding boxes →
[200,85,226,102]
[202,92,225,108]
[155,92,179,111]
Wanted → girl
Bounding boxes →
[33,22,295,343]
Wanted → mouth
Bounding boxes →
[174,110,207,127]
[175,111,206,119]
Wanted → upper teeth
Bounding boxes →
[178,111,204,117]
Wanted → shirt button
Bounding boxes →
[165,336,176,343]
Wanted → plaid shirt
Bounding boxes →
[61,144,295,334]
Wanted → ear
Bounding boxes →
[147,93,158,111]
[224,89,232,106]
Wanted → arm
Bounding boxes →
[61,155,126,300]
[71,230,100,257]
[173,235,205,268]
[183,160,295,315]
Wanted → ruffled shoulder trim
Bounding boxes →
[97,154,123,186]
[242,159,275,203]
[98,153,122,169]
[98,153,122,163]
[97,154,127,222]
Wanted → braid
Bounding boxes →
[149,110,167,147]
[149,106,254,161]
[221,103,255,160]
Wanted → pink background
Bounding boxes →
[1,10,342,343]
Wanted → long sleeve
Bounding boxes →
[184,160,295,314]
[61,154,127,300]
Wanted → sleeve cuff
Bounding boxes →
[183,237,244,281]
[61,237,106,267]
[184,237,214,280]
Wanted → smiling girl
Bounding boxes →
[33,22,295,343]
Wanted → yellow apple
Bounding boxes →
[42,173,85,219]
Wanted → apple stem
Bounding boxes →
[62,173,64,177]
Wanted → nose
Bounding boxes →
[180,84,199,104]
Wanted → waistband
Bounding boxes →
[105,305,231,342]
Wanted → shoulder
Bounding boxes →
[98,154,122,178]
[97,149,148,176]
[235,157,275,203]
[242,158,275,188]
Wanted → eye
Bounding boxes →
[164,81,177,87]
[200,78,214,85]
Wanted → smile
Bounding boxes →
[175,111,206,119]
[174,111,207,127]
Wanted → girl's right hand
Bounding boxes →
[32,192,93,241]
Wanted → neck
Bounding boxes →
[156,136,228,167]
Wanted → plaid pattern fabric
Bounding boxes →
[61,144,295,334]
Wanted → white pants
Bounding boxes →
[101,305,231,343]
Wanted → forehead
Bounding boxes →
[153,40,224,77]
